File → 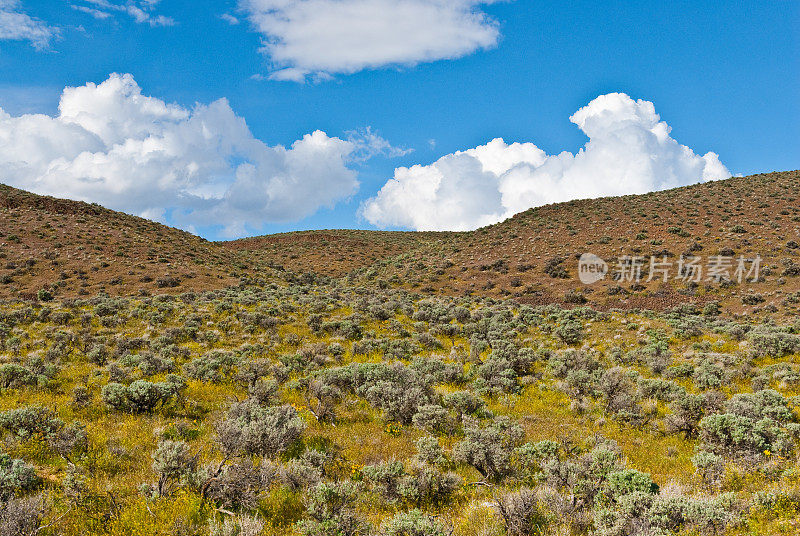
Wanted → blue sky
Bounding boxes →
[0,0,797,239]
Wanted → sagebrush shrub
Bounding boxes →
[415,436,448,467]
[296,481,366,536]
[692,450,725,488]
[0,493,46,536]
[453,416,524,481]
[362,461,405,503]
[396,462,461,507]
[0,364,37,390]
[320,362,433,424]
[208,514,264,536]
[101,375,186,413]
[0,405,64,439]
[217,400,305,457]
[279,458,323,491]
[699,413,792,460]
[379,509,448,536]
[184,350,238,382]
[555,319,585,346]
[749,329,800,357]
[411,404,451,435]
[665,393,708,437]
[441,390,487,420]
[151,439,198,497]
[693,359,724,390]
[495,488,548,536]
[203,458,262,510]
[605,469,659,497]
[0,453,40,500]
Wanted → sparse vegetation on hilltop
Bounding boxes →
[3,171,800,318]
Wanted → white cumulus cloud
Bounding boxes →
[361,93,731,231]
[0,73,387,237]
[0,0,58,49]
[239,0,500,81]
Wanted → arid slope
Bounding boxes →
[2,170,799,316]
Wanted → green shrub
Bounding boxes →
[749,329,800,357]
[396,463,461,507]
[594,491,740,536]
[320,362,433,424]
[513,440,560,479]
[184,350,238,383]
[693,360,724,390]
[605,469,659,498]
[150,439,198,497]
[699,413,792,460]
[411,404,451,434]
[0,364,37,390]
[0,453,40,500]
[0,405,64,439]
[415,436,447,467]
[453,416,524,481]
[101,375,186,413]
[37,290,53,302]
[217,401,306,457]
[379,509,448,536]
[362,461,405,503]
[555,319,585,346]
[691,450,724,488]
[442,390,487,420]
[296,481,366,536]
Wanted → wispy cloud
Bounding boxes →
[347,127,413,162]
[0,0,59,49]
[72,0,175,27]
[220,13,240,25]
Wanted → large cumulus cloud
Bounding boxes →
[361,93,731,231]
[0,73,374,237]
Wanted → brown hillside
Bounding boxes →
[228,230,443,277]
[229,170,800,315]
[2,170,799,316]
[0,184,247,298]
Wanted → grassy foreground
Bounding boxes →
[0,280,798,535]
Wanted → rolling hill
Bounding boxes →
[2,170,799,316]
